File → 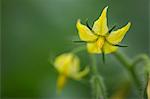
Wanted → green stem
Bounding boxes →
[90,54,99,75]
[113,50,150,99]
[71,45,107,99]
[71,45,86,54]
[132,54,150,67]
[113,50,131,68]
[132,54,150,99]
[90,54,107,99]
[113,50,141,93]
[91,75,107,99]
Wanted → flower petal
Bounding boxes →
[107,22,131,44]
[92,6,109,35]
[73,66,90,80]
[68,55,80,77]
[76,19,97,41]
[103,42,118,54]
[57,74,67,93]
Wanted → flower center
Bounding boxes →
[96,36,105,49]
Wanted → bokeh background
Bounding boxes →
[1,0,149,99]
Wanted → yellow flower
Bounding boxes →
[147,77,150,99]
[76,6,131,54]
[54,53,89,93]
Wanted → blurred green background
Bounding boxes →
[1,0,149,99]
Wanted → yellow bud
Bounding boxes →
[53,53,89,93]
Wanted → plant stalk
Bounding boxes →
[90,54,107,99]
[113,50,147,98]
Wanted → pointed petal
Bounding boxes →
[103,42,118,54]
[107,22,131,44]
[92,6,109,35]
[73,66,90,80]
[87,37,104,53]
[57,74,67,94]
[76,20,97,41]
